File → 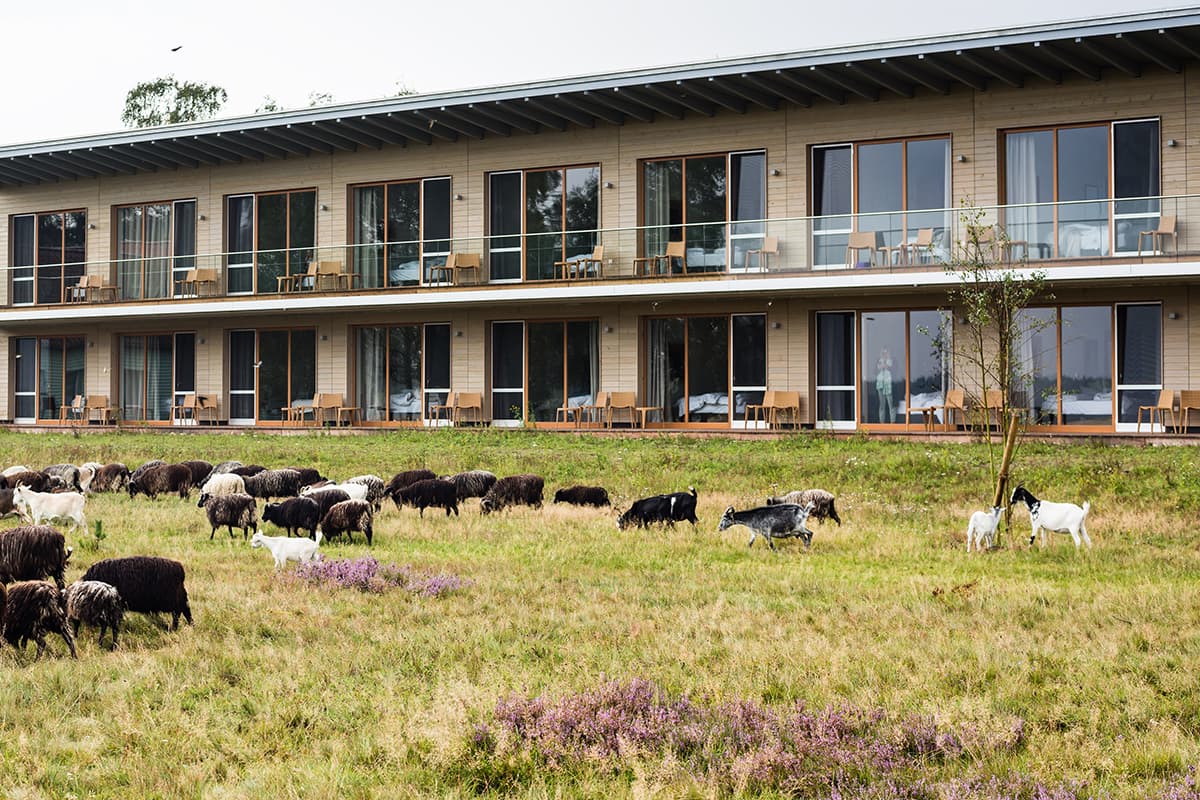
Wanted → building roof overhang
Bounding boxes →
[3,8,1200,187]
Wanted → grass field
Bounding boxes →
[0,429,1198,799]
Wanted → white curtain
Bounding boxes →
[145,204,172,299]
[121,336,146,421]
[644,162,675,261]
[354,188,385,290]
[645,319,671,421]
[117,207,143,300]
[357,328,387,422]
[1005,134,1043,252]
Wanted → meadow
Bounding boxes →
[0,429,1197,799]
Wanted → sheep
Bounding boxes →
[199,460,243,486]
[262,496,321,539]
[76,464,96,494]
[302,482,368,503]
[43,464,82,491]
[1,581,77,659]
[242,468,304,500]
[616,488,698,530]
[1010,485,1092,550]
[765,489,842,526]
[81,556,193,630]
[251,529,322,570]
[966,506,1003,552]
[383,469,437,507]
[129,459,167,487]
[303,488,352,519]
[90,463,131,493]
[2,465,31,477]
[0,489,21,519]
[197,473,247,506]
[65,580,124,648]
[442,469,498,500]
[6,470,53,492]
[179,460,214,488]
[199,492,258,540]
[718,502,817,551]
[128,463,193,500]
[230,464,267,478]
[396,479,460,517]
[553,485,611,507]
[12,486,87,535]
[479,474,545,515]
[318,500,374,545]
[344,475,386,512]
[0,525,72,589]
[284,467,325,487]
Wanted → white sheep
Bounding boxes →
[302,482,369,503]
[1010,485,1092,550]
[251,529,322,570]
[12,486,87,534]
[197,473,247,505]
[966,506,1002,552]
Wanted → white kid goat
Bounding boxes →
[12,485,87,534]
[965,506,1002,552]
[250,529,322,570]
[1010,485,1092,550]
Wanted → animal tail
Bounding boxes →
[1081,501,1091,519]
[688,486,697,497]
[315,530,323,545]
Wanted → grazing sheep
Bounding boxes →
[384,470,437,507]
[90,463,131,493]
[766,489,842,526]
[199,460,243,487]
[197,473,247,507]
[199,492,258,540]
[719,502,817,550]
[480,474,545,515]
[129,460,167,487]
[285,467,325,487]
[12,486,87,535]
[6,470,53,493]
[76,464,96,494]
[1,581,77,659]
[0,525,72,588]
[128,463,193,500]
[242,468,304,501]
[302,482,369,503]
[230,464,267,478]
[553,485,611,507]
[43,464,82,491]
[179,460,214,488]
[616,488,698,530]
[251,530,322,570]
[966,506,1003,552]
[262,496,321,539]
[303,488,352,519]
[344,475,386,512]
[0,489,18,519]
[81,556,193,630]
[1010,485,1093,550]
[442,470,498,500]
[2,465,31,477]
[319,500,374,545]
[65,580,124,648]
[396,479,460,517]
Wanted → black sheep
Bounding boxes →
[480,474,545,515]
[200,493,258,540]
[129,460,166,487]
[397,479,460,517]
[242,468,303,500]
[91,463,131,493]
[179,460,214,488]
[198,460,243,487]
[0,489,17,518]
[81,556,193,630]
[319,500,374,545]
[553,485,611,507]
[128,463,193,500]
[285,467,325,487]
[262,496,321,539]
[384,469,437,506]
[304,488,352,519]
[442,470,498,500]
[6,470,52,493]
[0,525,72,589]
[230,465,267,477]
[65,580,124,648]
[1,581,77,659]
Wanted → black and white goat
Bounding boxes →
[1010,485,1092,550]
[718,501,816,550]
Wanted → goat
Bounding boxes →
[251,529,322,570]
[966,506,1002,552]
[65,580,124,648]
[12,486,87,535]
[344,475,386,512]
[617,487,698,530]
[718,502,816,550]
[1,581,77,659]
[766,489,841,526]
[1010,485,1092,550]
[81,556,193,630]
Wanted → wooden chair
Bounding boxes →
[770,391,801,429]
[282,394,319,425]
[744,236,779,270]
[453,392,483,425]
[176,268,219,297]
[171,393,199,424]
[555,245,604,280]
[634,240,687,276]
[195,394,218,425]
[86,395,114,424]
[90,273,118,303]
[1137,389,1178,433]
[846,231,882,268]
[320,392,360,426]
[452,253,482,285]
[59,395,86,423]
[606,391,637,428]
[1179,390,1200,432]
[900,228,936,265]
[931,389,967,431]
[430,391,458,424]
[315,261,357,291]
[744,390,777,426]
[581,391,610,428]
[278,261,320,293]
[1138,216,1178,256]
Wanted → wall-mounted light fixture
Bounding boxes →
[1167,139,1178,147]
[198,337,206,344]
[1168,312,1181,320]
[87,223,96,230]
[198,214,207,221]
[769,168,782,177]
[771,321,782,329]
[320,334,328,341]
[603,181,614,189]
[603,325,614,333]
[454,193,464,201]
[319,203,330,211]
[955,154,968,163]
[455,330,463,337]
[88,340,94,348]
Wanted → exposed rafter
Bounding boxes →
[238,129,306,157]
[277,126,336,155]
[76,149,140,175]
[99,147,158,172]
[377,113,436,145]
[157,139,223,166]
[920,53,988,90]
[956,50,1023,88]
[471,103,539,134]
[556,93,624,126]
[589,89,655,123]
[640,83,714,117]
[880,58,952,94]
[813,66,879,100]
[679,79,747,113]
[719,75,782,110]
[439,107,508,138]
[210,133,270,161]
[1118,32,1181,72]
[126,143,188,170]
[620,86,684,120]
[846,62,914,98]
[408,112,461,141]
[774,69,845,105]
[1159,28,1200,60]
[1034,41,1102,80]
[333,118,392,149]
[189,135,255,162]
[515,99,568,131]
[992,46,1061,84]
[1076,37,1140,77]
[527,96,595,128]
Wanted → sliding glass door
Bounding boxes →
[116,200,196,300]
[1013,306,1117,429]
[526,320,599,423]
[815,311,855,428]
[227,329,315,424]
[352,177,451,288]
[225,190,316,294]
[491,321,524,422]
[12,337,84,423]
[355,323,452,423]
[860,310,951,428]
[119,333,196,422]
[488,166,600,282]
[10,211,86,305]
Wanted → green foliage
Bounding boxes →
[121,75,227,128]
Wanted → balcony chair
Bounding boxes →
[634,240,687,276]
[282,394,320,425]
[431,253,482,286]
[1179,390,1200,433]
[429,392,458,424]
[555,245,604,280]
[59,395,86,423]
[86,395,114,425]
[1136,389,1178,434]
[1138,216,1178,257]
[900,228,936,266]
[606,391,638,428]
[744,390,777,426]
[743,236,779,270]
[453,392,483,425]
[279,261,320,293]
[769,391,801,429]
[929,389,967,432]
[318,392,360,426]
[581,391,610,427]
[846,231,882,268]
[315,261,358,291]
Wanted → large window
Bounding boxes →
[812,138,950,267]
[642,151,765,273]
[860,310,951,427]
[488,166,599,282]
[355,323,451,423]
[491,321,525,422]
[119,333,195,422]
[11,336,85,422]
[644,314,765,424]
[226,190,316,294]
[227,329,316,424]
[352,178,451,288]
[1004,120,1159,257]
[527,321,599,423]
[815,311,856,428]
[11,210,87,305]
[116,201,197,300]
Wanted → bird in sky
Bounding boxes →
[170,45,183,52]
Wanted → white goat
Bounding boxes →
[966,506,1002,552]
[250,529,322,570]
[302,482,369,502]
[1010,485,1092,550]
[12,485,87,534]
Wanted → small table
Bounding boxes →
[336,405,361,426]
[635,406,661,428]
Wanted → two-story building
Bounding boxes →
[3,9,1199,433]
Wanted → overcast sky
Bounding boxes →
[1,0,1195,147]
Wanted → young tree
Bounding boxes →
[122,76,227,128]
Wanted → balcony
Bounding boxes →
[6,196,1199,312]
